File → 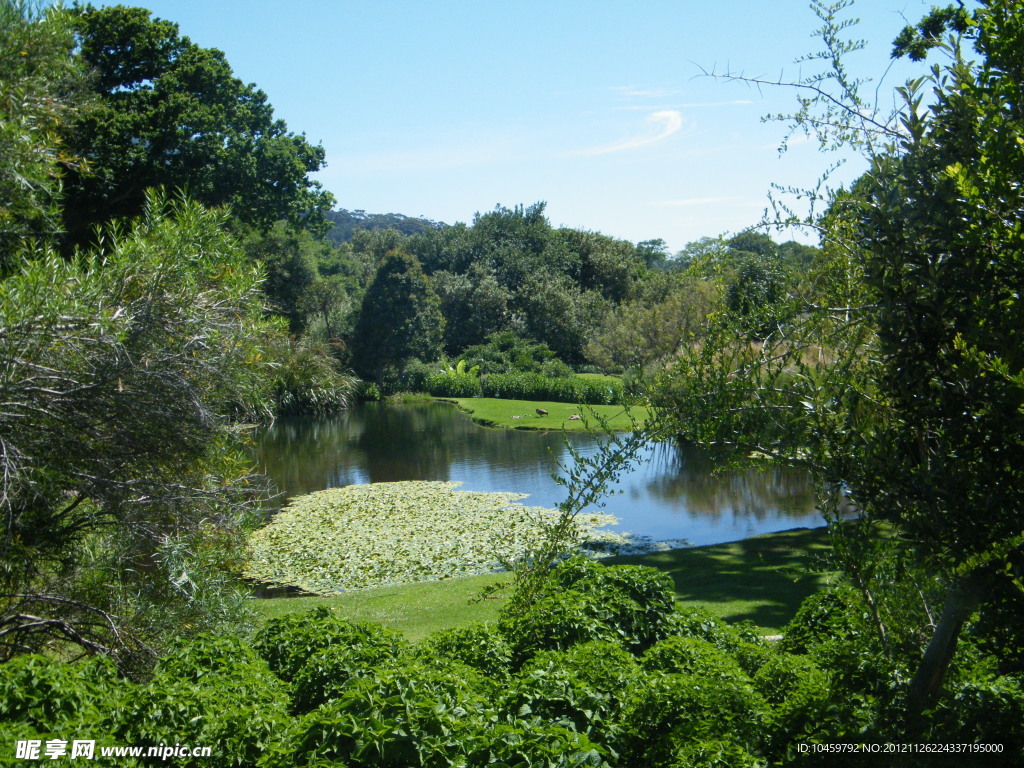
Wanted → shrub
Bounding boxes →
[617,671,766,764]
[548,557,677,651]
[502,641,643,744]
[499,589,630,664]
[253,607,406,683]
[467,720,612,767]
[0,655,121,736]
[114,635,291,768]
[293,637,408,714]
[424,371,482,398]
[398,359,436,392]
[641,636,750,683]
[479,372,623,405]
[282,658,492,767]
[752,653,833,754]
[666,739,767,768]
[416,623,513,680]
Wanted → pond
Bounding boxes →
[253,401,823,548]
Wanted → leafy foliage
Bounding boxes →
[351,251,444,382]
[244,482,626,594]
[0,193,274,664]
[61,4,333,243]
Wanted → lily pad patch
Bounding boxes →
[243,481,629,594]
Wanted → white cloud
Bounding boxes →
[575,110,686,156]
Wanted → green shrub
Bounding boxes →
[253,607,406,683]
[641,636,750,683]
[548,557,677,651]
[502,641,643,744]
[398,359,436,392]
[467,720,612,767]
[665,739,767,768]
[499,589,630,663]
[424,371,483,397]
[479,372,623,405]
[293,638,408,714]
[752,653,832,754]
[927,673,1024,762]
[114,636,291,768]
[779,584,870,656]
[417,623,513,680]
[0,654,121,736]
[617,671,766,764]
[283,658,492,767]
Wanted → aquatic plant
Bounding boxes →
[244,481,625,594]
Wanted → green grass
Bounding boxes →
[442,397,648,431]
[575,373,622,383]
[249,527,833,638]
[251,572,511,642]
[606,527,835,632]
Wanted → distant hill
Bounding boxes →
[325,208,447,245]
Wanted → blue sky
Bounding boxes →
[111,1,935,251]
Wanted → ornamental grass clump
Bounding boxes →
[244,481,625,594]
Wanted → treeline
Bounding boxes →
[283,199,821,392]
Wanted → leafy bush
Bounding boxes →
[292,635,408,713]
[480,372,623,405]
[752,653,832,754]
[424,371,483,397]
[617,671,766,764]
[665,739,767,768]
[417,623,514,680]
[282,657,492,767]
[461,331,570,377]
[927,672,1024,762]
[253,607,406,683]
[398,359,436,392]
[499,589,630,663]
[548,556,677,651]
[0,655,121,736]
[499,558,677,662]
[641,636,750,682]
[467,720,612,767]
[502,641,643,744]
[114,635,291,768]
[779,584,871,656]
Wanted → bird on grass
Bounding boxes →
[536,408,548,416]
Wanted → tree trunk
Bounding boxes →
[905,576,980,722]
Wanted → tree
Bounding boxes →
[0,0,83,265]
[60,4,334,245]
[0,193,276,666]
[652,0,1024,724]
[351,251,444,381]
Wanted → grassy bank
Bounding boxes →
[249,526,832,639]
[441,397,648,431]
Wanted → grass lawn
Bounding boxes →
[605,526,834,631]
[442,397,648,432]
[249,527,832,639]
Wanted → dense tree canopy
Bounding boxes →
[60,4,334,244]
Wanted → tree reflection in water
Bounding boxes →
[253,402,821,546]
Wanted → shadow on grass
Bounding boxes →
[605,527,834,632]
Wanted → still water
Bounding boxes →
[253,402,822,547]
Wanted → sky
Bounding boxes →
[101,0,938,252]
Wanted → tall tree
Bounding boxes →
[351,251,444,381]
[652,0,1024,723]
[60,4,334,244]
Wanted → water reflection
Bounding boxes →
[253,402,823,547]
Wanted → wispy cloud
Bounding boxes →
[575,110,686,156]
[649,196,743,207]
